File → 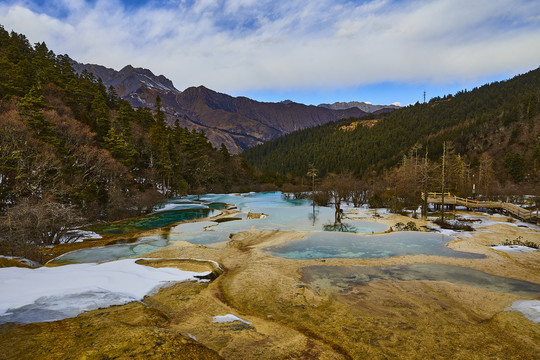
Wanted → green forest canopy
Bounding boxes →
[243,67,540,187]
[0,26,254,248]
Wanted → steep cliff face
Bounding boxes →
[72,61,371,153]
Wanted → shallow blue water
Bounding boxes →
[85,208,219,235]
[57,192,480,264]
[189,192,307,211]
[265,231,485,259]
[210,205,388,233]
[192,193,388,233]
[50,230,232,264]
[50,237,170,264]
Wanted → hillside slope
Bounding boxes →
[0,26,254,261]
[243,67,540,186]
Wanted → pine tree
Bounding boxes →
[18,86,58,145]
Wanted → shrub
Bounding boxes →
[393,221,420,231]
[502,235,539,249]
[433,219,474,231]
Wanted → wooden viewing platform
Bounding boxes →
[422,192,538,223]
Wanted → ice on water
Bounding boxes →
[50,238,170,264]
[0,290,136,325]
[0,259,209,325]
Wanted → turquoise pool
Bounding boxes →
[265,231,485,259]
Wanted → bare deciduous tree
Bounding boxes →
[321,172,358,226]
[0,197,84,262]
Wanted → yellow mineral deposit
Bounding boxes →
[1,210,539,359]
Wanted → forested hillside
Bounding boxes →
[244,68,540,189]
[0,26,252,259]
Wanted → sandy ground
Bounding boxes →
[1,211,539,359]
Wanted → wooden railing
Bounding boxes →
[422,192,537,222]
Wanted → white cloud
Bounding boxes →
[0,0,539,94]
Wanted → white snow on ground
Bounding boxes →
[192,258,223,271]
[74,230,102,240]
[490,245,539,253]
[212,314,252,326]
[0,259,210,324]
[374,208,392,215]
[427,211,540,238]
[506,300,540,323]
[171,221,218,232]
[153,202,209,212]
[427,223,474,238]
[60,229,102,243]
[457,213,540,232]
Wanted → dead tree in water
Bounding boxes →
[420,148,431,219]
[307,165,318,212]
[322,173,356,227]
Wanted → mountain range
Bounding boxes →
[318,101,401,113]
[71,61,398,153]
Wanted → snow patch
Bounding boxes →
[0,259,210,324]
[506,300,540,323]
[153,202,209,212]
[191,258,223,271]
[212,314,252,325]
[428,224,473,238]
[59,229,102,243]
[490,245,539,253]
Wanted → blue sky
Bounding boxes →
[1,0,539,106]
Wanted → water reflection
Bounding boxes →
[56,192,399,264]
[323,222,358,233]
[265,232,485,259]
[301,264,540,295]
[308,207,319,226]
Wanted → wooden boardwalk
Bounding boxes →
[423,192,538,223]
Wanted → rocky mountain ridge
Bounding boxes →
[71,62,178,97]
[318,101,401,113]
[72,61,397,153]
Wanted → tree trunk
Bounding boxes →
[441,142,446,223]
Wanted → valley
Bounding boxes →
[1,17,539,360]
